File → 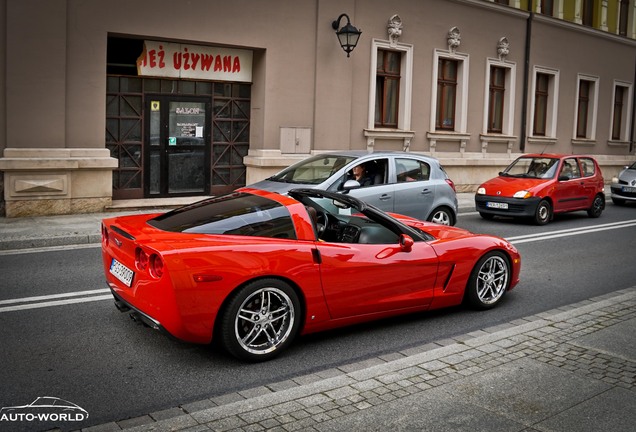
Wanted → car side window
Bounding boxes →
[341,158,389,188]
[579,158,596,177]
[396,158,430,183]
[560,158,581,180]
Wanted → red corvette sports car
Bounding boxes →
[101,188,521,361]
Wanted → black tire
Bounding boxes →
[611,197,625,206]
[534,199,551,225]
[465,251,510,310]
[479,212,495,220]
[219,279,301,362]
[587,194,604,218]
[427,206,454,226]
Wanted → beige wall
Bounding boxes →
[1,0,635,216]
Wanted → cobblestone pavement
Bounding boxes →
[82,286,636,432]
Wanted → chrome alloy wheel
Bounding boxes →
[234,287,295,355]
[476,255,509,305]
[429,208,453,225]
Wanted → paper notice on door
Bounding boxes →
[196,126,203,138]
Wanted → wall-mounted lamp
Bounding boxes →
[332,13,362,57]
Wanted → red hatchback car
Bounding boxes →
[475,154,605,225]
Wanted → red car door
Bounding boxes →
[552,157,587,211]
[316,240,439,319]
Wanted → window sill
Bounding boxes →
[364,129,416,151]
[527,136,557,147]
[608,140,630,147]
[571,138,596,146]
[426,131,471,154]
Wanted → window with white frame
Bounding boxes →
[484,60,516,135]
[431,50,469,133]
[530,67,559,139]
[368,40,413,132]
[574,75,599,140]
[611,81,633,142]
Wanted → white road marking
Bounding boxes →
[507,219,636,244]
[0,295,114,313]
[0,243,100,256]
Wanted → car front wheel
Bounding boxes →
[465,251,510,310]
[220,279,301,362]
[612,197,625,206]
[534,199,551,225]
[587,194,604,218]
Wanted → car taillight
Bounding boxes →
[135,248,149,271]
[445,178,456,192]
[149,254,164,279]
[102,224,109,246]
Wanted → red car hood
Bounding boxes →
[480,176,548,197]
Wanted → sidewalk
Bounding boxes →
[82,286,636,432]
[0,193,477,251]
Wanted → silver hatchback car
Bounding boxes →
[610,161,636,205]
[248,151,459,225]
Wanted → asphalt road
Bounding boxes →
[1,203,635,429]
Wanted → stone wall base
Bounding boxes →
[5,197,112,218]
[0,148,118,218]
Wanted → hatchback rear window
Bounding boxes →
[148,193,297,239]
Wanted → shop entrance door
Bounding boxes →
[145,96,211,197]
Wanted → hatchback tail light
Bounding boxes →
[445,178,457,192]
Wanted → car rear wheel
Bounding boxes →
[428,207,454,226]
[220,279,301,362]
[534,199,551,225]
[465,251,510,310]
[587,194,604,218]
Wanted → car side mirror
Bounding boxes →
[558,175,569,182]
[399,234,414,252]
[342,179,361,192]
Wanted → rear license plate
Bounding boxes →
[622,186,636,193]
[110,259,134,287]
[486,201,508,209]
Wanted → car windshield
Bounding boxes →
[628,161,636,170]
[268,154,356,184]
[502,157,559,179]
[148,193,297,239]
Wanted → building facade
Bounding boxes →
[1,0,635,217]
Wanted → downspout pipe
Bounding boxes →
[631,53,636,154]
[520,11,533,153]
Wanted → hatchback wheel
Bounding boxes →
[534,199,551,225]
[220,279,300,362]
[587,194,604,218]
[428,207,454,226]
[465,251,510,310]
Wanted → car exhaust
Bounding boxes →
[114,299,131,313]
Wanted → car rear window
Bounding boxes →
[148,193,297,239]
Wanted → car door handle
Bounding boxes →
[379,194,391,201]
[420,189,432,195]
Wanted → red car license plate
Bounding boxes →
[486,201,508,209]
[110,258,134,287]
